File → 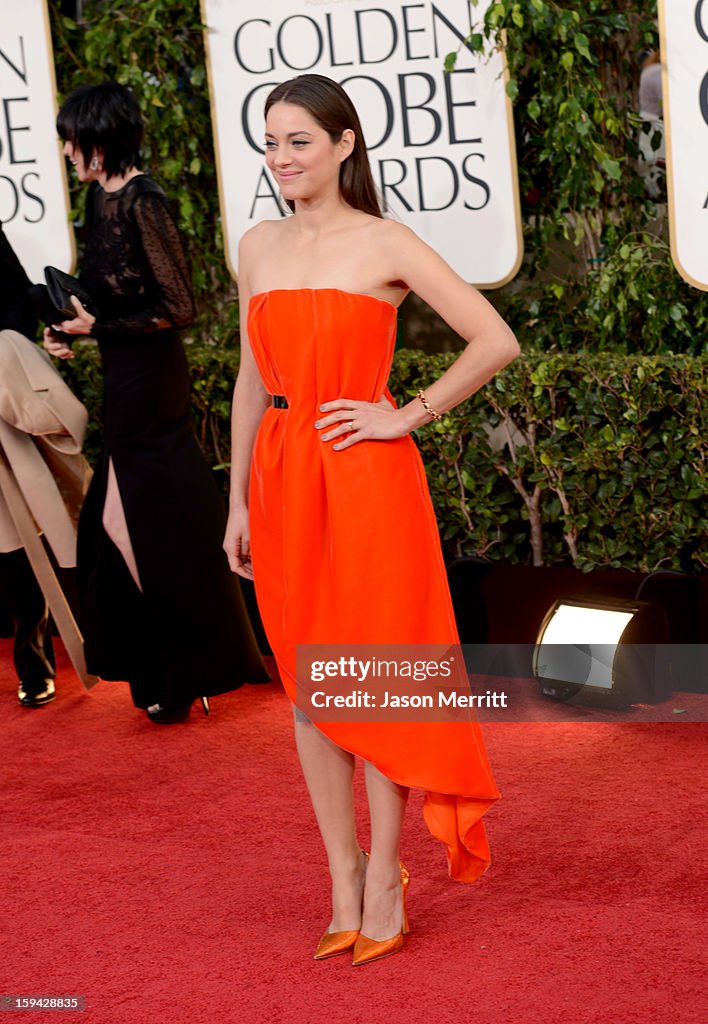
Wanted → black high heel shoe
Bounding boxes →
[146,696,210,724]
[18,678,56,707]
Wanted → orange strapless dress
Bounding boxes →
[247,289,500,882]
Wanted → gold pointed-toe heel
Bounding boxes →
[313,851,369,960]
[313,929,360,960]
[352,863,410,966]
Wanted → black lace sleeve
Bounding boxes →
[92,189,195,343]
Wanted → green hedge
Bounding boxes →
[62,341,706,574]
[390,349,706,573]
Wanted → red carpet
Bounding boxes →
[1,638,706,1024]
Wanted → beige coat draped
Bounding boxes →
[0,329,96,686]
[0,328,91,562]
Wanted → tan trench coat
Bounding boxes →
[0,328,95,685]
[0,329,91,561]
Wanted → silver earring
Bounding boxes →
[90,157,99,170]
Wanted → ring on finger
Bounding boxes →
[347,420,354,432]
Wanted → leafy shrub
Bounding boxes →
[390,349,707,572]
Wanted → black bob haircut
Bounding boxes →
[57,82,143,178]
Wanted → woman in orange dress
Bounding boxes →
[224,74,519,965]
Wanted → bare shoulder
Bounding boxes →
[375,218,416,240]
[365,219,439,286]
[239,219,290,288]
[239,218,285,257]
[369,218,425,254]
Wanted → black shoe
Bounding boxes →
[18,678,56,707]
[145,696,209,724]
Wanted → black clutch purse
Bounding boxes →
[44,266,100,320]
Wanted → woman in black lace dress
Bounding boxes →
[44,82,268,721]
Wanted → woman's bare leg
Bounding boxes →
[294,714,367,931]
[360,761,409,940]
[102,457,142,592]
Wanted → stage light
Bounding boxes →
[533,597,671,708]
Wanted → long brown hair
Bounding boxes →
[264,75,383,219]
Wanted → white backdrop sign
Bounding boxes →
[202,0,522,286]
[659,0,708,290]
[0,0,73,281]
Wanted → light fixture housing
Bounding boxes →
[533,596,671,708]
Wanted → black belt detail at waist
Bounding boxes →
[271,395,289,409]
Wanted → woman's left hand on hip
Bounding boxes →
[315,395,405,450]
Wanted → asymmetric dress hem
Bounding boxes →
[247,288,499,883]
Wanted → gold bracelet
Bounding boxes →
[416,389,442,421]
